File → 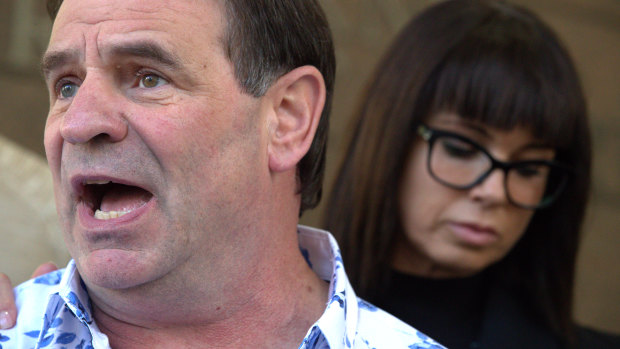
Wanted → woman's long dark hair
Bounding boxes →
[324,0,590,345]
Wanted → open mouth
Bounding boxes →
[81,180,153,220]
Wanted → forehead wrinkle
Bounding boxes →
[43,20,101,78]
[46,0,226,85]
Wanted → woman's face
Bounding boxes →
[394,112,556,278]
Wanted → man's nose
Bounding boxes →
[60,76,128,144]
[469,168,509,205]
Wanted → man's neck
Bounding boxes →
[87,234,329,348]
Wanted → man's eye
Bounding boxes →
[59,82,79,99]
[139,74,167,88]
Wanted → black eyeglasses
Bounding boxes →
[416,124,571,209]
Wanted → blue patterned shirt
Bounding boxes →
[0,225,444,348]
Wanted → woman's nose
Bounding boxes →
[469,168,509,206]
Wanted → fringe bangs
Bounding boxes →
[422,15,582,151]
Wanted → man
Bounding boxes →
[0,0,443,348]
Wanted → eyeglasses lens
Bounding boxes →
[506,164,552,207]
[429,136,491,187]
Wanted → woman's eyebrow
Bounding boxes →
[436,117,492,139]
[519,142,555,152]
[460,122,491,139]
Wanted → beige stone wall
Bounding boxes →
[0,136,69,284]
[0,0,617,333]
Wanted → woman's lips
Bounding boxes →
[448,222,499,246]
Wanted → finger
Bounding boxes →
[0,273,17,329]
[30,262,59,279]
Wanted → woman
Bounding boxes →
[325,1,617,348]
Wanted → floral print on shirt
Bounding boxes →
[1,226,444,349]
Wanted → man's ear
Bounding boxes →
[266,65,326,173]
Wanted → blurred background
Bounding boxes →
[0,0,617,334]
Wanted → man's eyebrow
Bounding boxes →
[40,41,183,78]
[41,50,79,78]
[108,41,182,69]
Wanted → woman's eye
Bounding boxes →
[440,138,478,158]
[139,74,167,88]
[515,165,545,178]
[59,82,79,99]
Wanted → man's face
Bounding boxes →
[43,0,269,290]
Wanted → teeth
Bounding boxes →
[86,180,111,185]
[94,209,131,220]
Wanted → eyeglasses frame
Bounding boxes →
[416,124,572,209]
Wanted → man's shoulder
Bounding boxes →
[353,298,445,348]
[14,269,64,306]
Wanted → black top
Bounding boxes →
[376,269,489,349]
[375,269,620,349]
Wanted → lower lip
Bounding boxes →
[448,223,499,247]
[77,198,155,230]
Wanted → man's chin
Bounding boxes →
[76,249,151,290]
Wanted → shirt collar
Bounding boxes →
[46,226,359,349]
[56,260,93,324]
[297,225,359,349]
[45,259,110,348]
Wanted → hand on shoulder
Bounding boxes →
[0,262,58,329]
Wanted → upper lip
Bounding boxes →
[70,173,153,201]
